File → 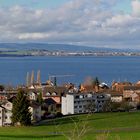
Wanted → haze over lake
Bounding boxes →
[0,56,140,86]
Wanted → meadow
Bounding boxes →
[0,112,140,140]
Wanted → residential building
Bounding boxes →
[110,93,123,102]
[0,101,13,126]
[27,90,38,101]
[61,93,110,115]
[29,101,41,122]
[123,86,140,103]
[0,99,41,126]
[111,81,132,93]
[42,86,67,112]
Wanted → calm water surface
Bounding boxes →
[0,56,140,86]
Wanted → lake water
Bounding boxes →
[0,56,140,86]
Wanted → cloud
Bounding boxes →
[0,0,140,49]
[132,0,140,16]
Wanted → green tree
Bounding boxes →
[93,77,100,86]
[11,89,31,126]
[85,100,96,113]
[102,100,111,112]
[120,101,133,112]
[0,85,4,91]
[37,92,43,104]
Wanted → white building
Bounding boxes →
[62,93,110,115]
[0,100,41,126]
[0,101,13,126]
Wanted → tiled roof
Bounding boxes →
[43,86,67,96]
[123,86,140,90]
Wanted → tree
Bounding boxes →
[0,85,4,91]
[85,100,96,113]
[37,92,43,104]
[102,100,111,112]
[11,89,31,126]
[93,77,100,86]
[120,101,133,112]
[110,101,121,112]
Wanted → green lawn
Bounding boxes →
[0,112,140,140]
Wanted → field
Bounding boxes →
[0,112,140,140]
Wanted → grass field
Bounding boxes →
[0,112,140,140]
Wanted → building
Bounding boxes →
[42,86,67,112]
[61,93,110,115]
[0,101,13,126]
[27,89,40,101]
[0,99,41,126]
[111,81,132,93]
[123,86,140,103]
[101,90,123,103]
[29,101,41,122]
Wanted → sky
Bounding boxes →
[0,0,140,49]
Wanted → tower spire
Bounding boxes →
[26,72,30,87]
[31,70,34,85]
[37,70,41,85]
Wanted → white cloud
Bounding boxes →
[132,0,140,16]
[0,0,140,49]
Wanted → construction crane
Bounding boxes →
[48,74,75,86]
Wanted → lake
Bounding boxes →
[0,56,140,86]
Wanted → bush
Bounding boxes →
[55,112,63,118]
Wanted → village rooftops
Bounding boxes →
[43,86,67,97]
[123,86,140,91]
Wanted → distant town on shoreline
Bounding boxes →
[1,49,140,57]
[0,43,140,57]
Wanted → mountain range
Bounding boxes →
[0,43,136,52]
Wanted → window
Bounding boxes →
[75,95,79,99]
[46,92,50,96]
[79,95,83,99]
[97,95,104,99]
[52,92,57,96]
[7,103,10,107]
[87,94,92,98]
[79,105,82,108]
[0,117,1,119]
[5,116,7,119]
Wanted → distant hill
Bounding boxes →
[0,43,136,52]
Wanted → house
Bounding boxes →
[0,94,7,103]
[61,93,110,115]
[0,106,5,126]
[28,91,38,101]
[0,98,41,126]
[110,93,123,102]
[111,81,132,93]
[42,86,67,113]
[80,82,109,93]
[123,86,140,103]
[42,86,67,100]
[0,101,13,126]
[29,101,41,122]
